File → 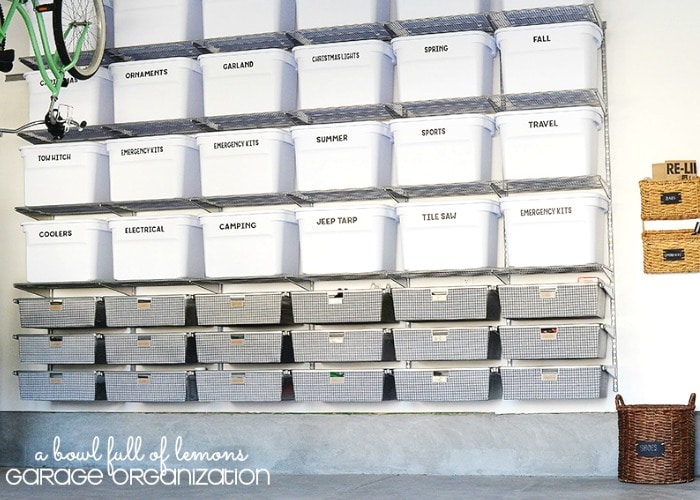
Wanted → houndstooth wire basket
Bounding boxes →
[499,324,607,360]
[103,333,189,364]
[104,295,192,327]
[16,297,104,329]
[194,331,283,363]
[501,366,606,400]
[499,283,606,319]
[195,370,283,402]
[391,286,499,321]
[194,293,293,325]
[290,329,390,362]
[292,370,385,402]
[16,371,97,401]
[16,334,97,364]
[393,327,493,361]
[103,371,188,402]
[291,289,393,324]
[394,368,492,402]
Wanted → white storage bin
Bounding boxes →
[390,114,494,186]
[105,135,200,202]
[293,40,395,109]
[291,121,392,191]
[110,58,203,123]
[495,106,602,180]
[25,68,114,126]
[21,142,110,206]
[296,204,397,274]
[499,0,592,9]
[495,21,603,94]
[500,192,609,267]
[199,210,299,278]
[394,0,489,20]
[391,31,496,101]
[202,0,296,38]
[196,129,295,196]
[396,199,501,271]
[198,49,297,116]
[295,0,390,29]
[22,220,113,283]
[113,0,202,47]
[109,215,204,280]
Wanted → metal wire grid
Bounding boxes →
[290,290,388,324]
[103,333,188,365]
[17,371,96,401]
[498,283,606,319]
[499,324,607,360]
[103,371,188,402]
[194,331,283,364]
[500,366,604,400]
[292,370,385,402]
[17,334,96,365]
[194,293,291,326]
[195,370,283,402]
[290,329,386,362]
[392,286,494,321]
[104,295,189,327]
[393,368,491,402]
[393,327,491,361]
[16,297,102,329]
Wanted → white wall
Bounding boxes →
[1,0,697,415]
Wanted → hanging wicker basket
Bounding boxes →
[640,177,700,220]
[617,393,696,484]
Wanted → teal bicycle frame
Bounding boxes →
[0,0,90,99]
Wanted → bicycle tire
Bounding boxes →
[0,2,5,51]
[53,0,106,80]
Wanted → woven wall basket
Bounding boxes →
[640,178,700,220]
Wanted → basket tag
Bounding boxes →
[430,289,448,302]
[540,327,558,341]
[636,441,665,457]
[137,336,152,348]
[541,368,559,382]
[432,371,448,384]
[49,336,63,348]
[432,330,448,342]
[230,334,245,346]
[660,192,682,205]
[328,292,343,305]
[229,296,245,308]
[49,300,63,312]
[136,298,152,310]
[329,372,345,384]
[663,249,685,261]
[230,373,245,385]
[328,332,344,344]
[137,374,151,385]
[539,286,557,299]
[49,373,63,384]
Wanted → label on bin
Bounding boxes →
[49,336,63,348]
[540,369,559,382]
[230,334,245,346]
[636,441,665,457]
[49,373,63,384]
[663,249,685,262]
[329,372,345,384]
[432,371,448,383]
[49,300,63,312]
[540,328,558,341]
[230,373,246,385]
[660,192,682,205]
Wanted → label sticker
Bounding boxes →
[329,372,345,384]
[328,292,344,305]
[136,298,152,310]
[430,289,448,302]
[540,327,558,341]
[49,373,63,384]
[660,192,682,205]
[432,371,448,384]
[541,368,559,382]
[137,374,151,385]
[539,286,558,299]
[49,300,63,312]
[229,296,245,308]
[137,336,152,348]
[230,334,245,346]
[636,441,665,457]
[230,373,246,385]
[49,336,63,348]
[431,330,448,343]
[663,249,685,261]
[328,332,345,344]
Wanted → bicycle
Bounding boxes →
[0,0,106,139]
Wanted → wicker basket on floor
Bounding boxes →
[617,393,696,484]
[640,177,700,220]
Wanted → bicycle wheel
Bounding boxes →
[0,2,5,51]
[53,0,106,80]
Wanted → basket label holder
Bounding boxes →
[635,441,665,457]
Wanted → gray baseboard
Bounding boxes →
[0,411,628,476]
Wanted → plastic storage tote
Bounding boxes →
[113,0,202,46]
[393,0,490,20]
[202,0,296,38]
[295,0,390,29]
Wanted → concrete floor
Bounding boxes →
[1,471,699,499]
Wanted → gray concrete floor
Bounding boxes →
[1,471,699,499]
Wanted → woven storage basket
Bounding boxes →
[640,178,700,220]
[617,393,696,484]
[641,229,700,273]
